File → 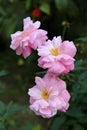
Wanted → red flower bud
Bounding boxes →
[31,7,41,18]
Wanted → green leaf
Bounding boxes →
[0,122,6,130]
[40,2,50,15]
[25,0,31,9]
[66,119,77,125]
[74,124,84,130]
[78,116,87,124]
[19,124,33,130]
[74,59,87,71]
[67,0,79,17]
[61,125,68,130]
[0,7,7,16]
[4,102,27,119]
[66,107,85,118]
[32,124,41,130]
[51,116,66,130]
[55,0,68,11]
[0,101,6,116]
[0,70,9,76]
[7,119,16,126]
[78,71,87,93]
[5,19,17,38]
[75,37,87,43]
[55,0,78,16]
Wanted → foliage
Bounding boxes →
[0,0,87,130]
[0,101,28,130]
[35,58,87,130]
[0,0,87,39]
[0,70,8,77]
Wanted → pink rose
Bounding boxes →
[38,36,76,75]
[10,17,48,58]
[28,73,70,118]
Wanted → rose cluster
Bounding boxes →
[10,17,76,118]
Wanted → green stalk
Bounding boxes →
[62,25,67,41]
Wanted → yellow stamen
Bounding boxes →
[42,89,49,100]
[50,48,59,56]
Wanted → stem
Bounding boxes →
[47,117,54,130]
[32,16,36,22]
[62,25,67,41]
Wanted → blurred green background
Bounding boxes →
[0,0,87,130]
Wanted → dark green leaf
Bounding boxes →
[66,119,77,125]
[74,59,87,71]
[78,71,87,81]
[7,119,16,126]
[55,0,78,16]
[51,116,66,130]
[4,102,27,118]
[0,101,6,116]
[74,124,84,130]
[66,107,85,118]
[78,71,87,94]
[78,116,87,124]
[75,37,87,43]
[67,0,79,17]
[55,0,68,11]
[0,70,9,76]
[19,124,33,130]
[0,7,7,16]
[0,122,6,130]
[61,125,68,130]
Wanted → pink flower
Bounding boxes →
[38,36,76,75]
[10,17,48,58]
[28,73,70,118]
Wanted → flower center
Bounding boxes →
[50,48,59,56]
[42,89,49,100]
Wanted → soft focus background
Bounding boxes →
[0,0,87,130]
